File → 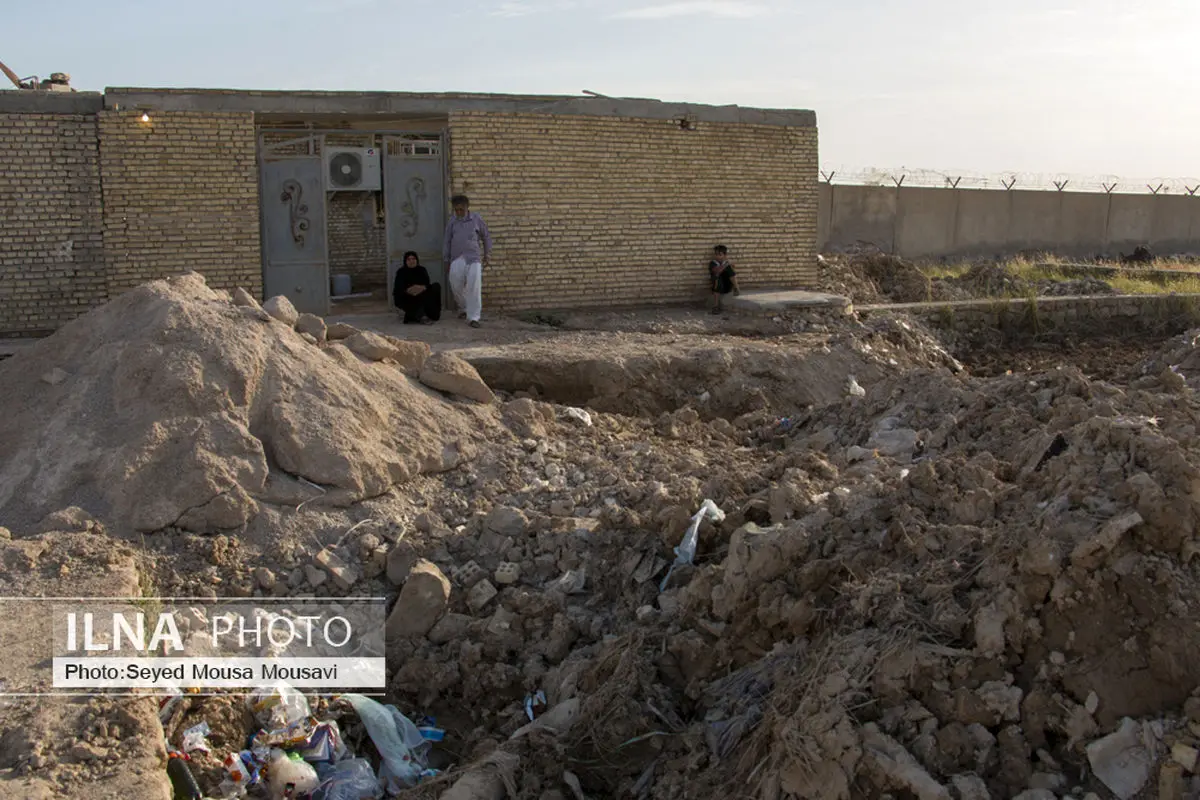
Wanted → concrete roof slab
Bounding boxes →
[103,88,817,127]
[0,91,103,114]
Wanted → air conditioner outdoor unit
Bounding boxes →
[324,147,381,191]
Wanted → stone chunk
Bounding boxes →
[950,774,991,800]
[485,606,518,637]
[382,336,432,373]
[1171,742,1198,773]
[973,603,1007,655]
[365,547,387,579]
[239,305,272,323]
[232,287,260,308]
[386,559,451,639]
[467,579,498,612]
[428,612,473,645]
[326,322,358,340]
[419,352,495,404]
[295,313,328,342]
[486,505,528,537]
[1072,512,1143,570]
[254,567,276,591]
[386,540,419,585]
[345,331,399,361]
[263,295,299,325]
[305,564,327,587]
[314,548,360,591]
[1086,718,1152,800]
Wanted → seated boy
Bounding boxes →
[709,244,740,314]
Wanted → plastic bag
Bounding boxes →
[341,694,434,791]
[180,721,211,755]
[659,499,724,590]
[247,683,311,731]
[297,721,349,765]
[266,748,320,800]
[312,758,383,800]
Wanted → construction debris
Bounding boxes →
[2,270,1200,799]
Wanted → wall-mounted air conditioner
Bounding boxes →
[324,147,381,191]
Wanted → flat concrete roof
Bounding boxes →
[0,90,103,114]
[104,88,816,128]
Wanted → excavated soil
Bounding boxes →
[3,272,1200,800]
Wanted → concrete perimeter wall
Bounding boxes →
[819,184,1200,260]
[449,111,818,309]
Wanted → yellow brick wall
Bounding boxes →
[97,111,262,296]
[0,113,106,335]
[447,111,818,309]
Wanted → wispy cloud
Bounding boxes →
[612,1,767,19]
[490,2,535,16]
[484,0,593,16]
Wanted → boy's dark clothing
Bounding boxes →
[710,259,736,294]
[394,265,442,324]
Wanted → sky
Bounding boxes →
[6,0,1199,182]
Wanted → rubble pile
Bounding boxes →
[3,273,1200,799]
[813,254,883,304]
[376,350,1200,800]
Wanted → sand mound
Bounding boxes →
[0,272,493,534]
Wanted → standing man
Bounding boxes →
[443,194,492,328]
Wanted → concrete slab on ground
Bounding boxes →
[726,289,851,312]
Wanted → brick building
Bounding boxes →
[0,88,817,335]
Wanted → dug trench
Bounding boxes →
[2,272,1200,800]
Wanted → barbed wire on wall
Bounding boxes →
[819,166,1200,195]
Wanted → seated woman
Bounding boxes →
[393,251,442,325]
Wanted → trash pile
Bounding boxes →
[4,272,1200,799]
[161,684,443,798]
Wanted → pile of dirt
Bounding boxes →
[0,272,494,535]
[814,254,883,304]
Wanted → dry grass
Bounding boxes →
[1110,273,1200,295]
[918,253,1200,297]
[727,628,916,798]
